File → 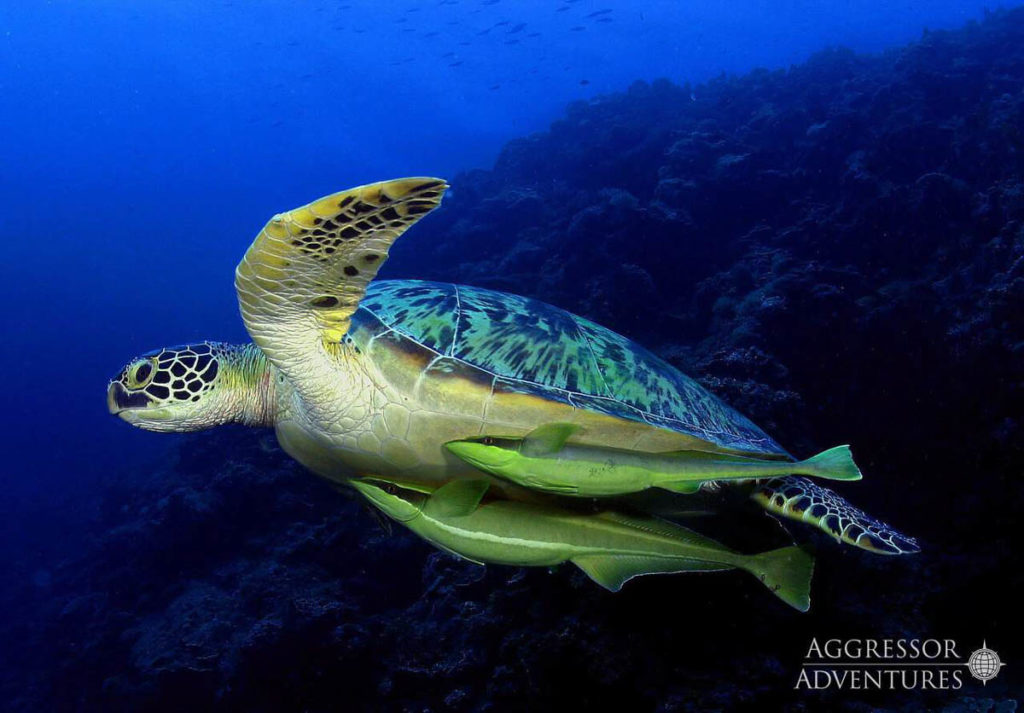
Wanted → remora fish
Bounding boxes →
[445,423,861,497]
[350,477,815,611]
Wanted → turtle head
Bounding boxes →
[349,477,428,523]
[107,342,274,432]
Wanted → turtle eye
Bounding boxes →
[126,358,156,388]
[383,483,399,495]
[482,437,495,446]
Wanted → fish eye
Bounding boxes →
[127,358,156,388]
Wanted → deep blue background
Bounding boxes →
[1,2,1022,710]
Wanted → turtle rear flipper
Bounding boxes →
[753,477,920,555]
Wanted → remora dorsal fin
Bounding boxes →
[572,554,730,591]
[521,423,581,457]
[423,479,490,518]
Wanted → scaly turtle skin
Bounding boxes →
[108,177,918,557]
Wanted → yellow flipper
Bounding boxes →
[234,177,448,380]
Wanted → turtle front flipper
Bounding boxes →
[753,477,920,555]
[234,178,447,392]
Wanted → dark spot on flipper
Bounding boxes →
[351,201,375,215]
[414,179,446,191]
[823,514,841,534]
[793,496,812,512]
[343,265,359,277]
[340,227,360,240]
[844,524,866,541]
[311,296,340,308]
[338,196,354,209]
[381,207,400,221]
[807,504,828,518]
[364,253,381,264]
[892,535,920,553]
[174,390,190,400]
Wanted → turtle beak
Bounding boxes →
[107,381,160,420]
[107,381,133,414]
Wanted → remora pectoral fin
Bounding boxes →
[571,554,730,592]
[521,423,582,457]
[423,479,491,518]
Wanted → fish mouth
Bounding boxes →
[443,440,480,464]
[349,478,425,522]
[444,440,515,472]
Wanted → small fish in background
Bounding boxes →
[449,60,464,67]
[597,17,613,23]
[571,26,585,31]
[580,79,590,86]
[508,22,526,34]
[423,31,439,37]
[587,9,613,18]
[441,51,455,58]
[527,31,541,37]
[489,84,501,90]
[556,5,570,11]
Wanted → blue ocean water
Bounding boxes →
[2,1,1021,710]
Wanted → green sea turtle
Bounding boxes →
[107,177,918,562]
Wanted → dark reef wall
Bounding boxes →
[4,8,1023,712]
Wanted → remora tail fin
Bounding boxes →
[797,445,862,481]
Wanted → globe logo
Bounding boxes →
[967,643,1005,685]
